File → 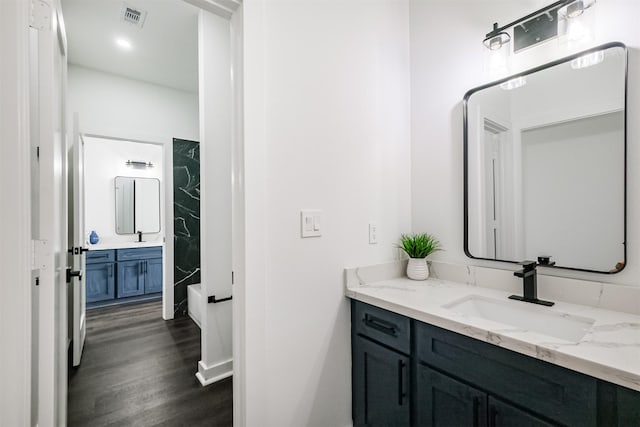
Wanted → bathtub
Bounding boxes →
[187,283,202,328]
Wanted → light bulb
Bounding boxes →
[571,51,604,69]
[567,20,587,41]
[499,77,527,91]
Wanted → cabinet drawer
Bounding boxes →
[86,249,115,264]
[116,246,162,261]
[415,321,597,427]
[352,300,410,355]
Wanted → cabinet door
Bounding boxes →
[416,364,487,427]
[353,336,410,427]
[488,396,554,427]
[144,258,163,294]
[117,260,145,298]
[85,262,115,303]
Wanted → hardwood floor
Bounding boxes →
[68,300,232,426]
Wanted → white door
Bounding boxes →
[70,114,87,366]
[31,3,69,425]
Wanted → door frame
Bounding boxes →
[0,1,247,425]
[79,133,171,318]
[0,0,33,424]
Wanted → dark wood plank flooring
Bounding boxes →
[68,300,232,426]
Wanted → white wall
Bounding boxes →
[197,10,233,385]
[83,136,163,245]
[243,0,412,425]
[410,0,640,285]
[67,64,198,143]
[521,113,624,271]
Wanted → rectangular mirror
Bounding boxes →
[464,43,626,274]
[115,176,161,234]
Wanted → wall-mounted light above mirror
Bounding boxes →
[464,42,627,274]
[482,0,598,80]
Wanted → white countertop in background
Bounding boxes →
[88,241,164,250]
[345,264,640,392]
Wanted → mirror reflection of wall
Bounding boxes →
[115,177,135,233]
[464,44,626,273]
[83,136,163,244]
[115,176,161,234]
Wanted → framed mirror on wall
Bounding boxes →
[115,176,161,234]
[464,42,627,274]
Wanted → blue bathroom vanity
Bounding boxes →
[86,246,162,306]
[351,299,640,426]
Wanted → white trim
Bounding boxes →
[183,0,241,20]
[163,140,175,320]
[230,5,246,426]
[0,0,33,424]
[239,1,268,424]
[195,359,233,386]
[79,132,175,321]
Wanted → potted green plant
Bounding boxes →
[397,233,442,280]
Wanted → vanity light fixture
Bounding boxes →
[483,1,596,56]
[126,160,153,168]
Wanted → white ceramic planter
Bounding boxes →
[407,257,429,280]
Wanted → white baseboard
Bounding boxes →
[195,359,233,386]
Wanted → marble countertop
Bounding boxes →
[88,241,164,250]
[346,273,640,392]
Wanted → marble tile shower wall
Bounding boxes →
[173,139,200,317]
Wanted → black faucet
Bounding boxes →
[508,261,554,306]
[137,231,143,242]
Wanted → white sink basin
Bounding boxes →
[443,295,595,342]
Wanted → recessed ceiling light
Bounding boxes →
[115,38,132,50]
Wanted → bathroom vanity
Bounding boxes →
[346,262,640,427]
[86,245,163,305]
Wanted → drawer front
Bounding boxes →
[415,321,597,427]
[116,246,162,261]
[352,300,410,355]
[86,249,115,264]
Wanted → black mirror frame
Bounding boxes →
[462,41,628,274]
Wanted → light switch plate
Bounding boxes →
[301,210,322,238]
[369,222,378,244]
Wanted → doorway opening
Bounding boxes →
[59,0,238,423]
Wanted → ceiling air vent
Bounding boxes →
[120,3,147,29]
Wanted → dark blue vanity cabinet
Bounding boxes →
[86,246,162,306]
[116,247,163,298]
[351,299,640,427]
[352,302,411,426]
[86,250,115,303]
[145,257,163,293]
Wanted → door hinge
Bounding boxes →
[31,239,49,270]
[30,0,52,30]
[36,146,40,161]
[232,271,235,285]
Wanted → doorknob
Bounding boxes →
[66,267,82,283]
[68,246,89,255]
